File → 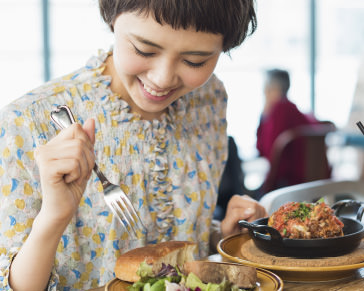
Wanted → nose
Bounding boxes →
[147,58,178,89]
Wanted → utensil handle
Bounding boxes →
[238,220,282,241]
[50,105,76,129]
[51,105,109,185]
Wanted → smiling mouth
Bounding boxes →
[142,82,172,97]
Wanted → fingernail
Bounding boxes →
[244,207,254,216]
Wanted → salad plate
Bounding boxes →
[105,268,283,291]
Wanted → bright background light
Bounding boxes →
[1,0,364,163]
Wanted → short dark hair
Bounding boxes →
[98,0,257,52]
[266,69,290,95]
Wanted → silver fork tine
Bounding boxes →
[114,195,147,237]
[93,164,144,237]
[108,199,134,237]
[107,201,131,236]
[113,196,137,236]
[118,194,146,232]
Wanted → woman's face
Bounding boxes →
[110,12,223,120]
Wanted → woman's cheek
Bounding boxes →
[183,56,220,89]
[183,67,216,89]
[118,54,148,75]
[113,43,147,76]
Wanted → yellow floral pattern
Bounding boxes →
[0,50,228,290]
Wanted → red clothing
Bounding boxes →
[256,98,317,192]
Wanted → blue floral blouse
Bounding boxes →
[0,50,228,290]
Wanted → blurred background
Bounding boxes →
[1,0,364,195]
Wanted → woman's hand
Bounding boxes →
[221,194,268,237]
[35,119,95,226]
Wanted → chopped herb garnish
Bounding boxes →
[316,197,325,204]
[289,203,313,221]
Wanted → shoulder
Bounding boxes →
[1,67,78,111]
[0,72,76,131]
[182,74,227,114]
[0,50,109,120]
[271,98,301,116]
[171,74,227,131]
[193,74,227,102]
[0,66,103,147]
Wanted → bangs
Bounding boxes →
[141,1,226,33]
[99,0,257,51]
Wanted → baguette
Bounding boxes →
[183,261,257,288]
[115,241,196,282]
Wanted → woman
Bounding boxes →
[0,1,266,290]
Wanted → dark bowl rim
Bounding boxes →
[251,216,364,243]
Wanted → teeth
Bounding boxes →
[143,83,170,97]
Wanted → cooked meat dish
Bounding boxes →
[268,201,344,239]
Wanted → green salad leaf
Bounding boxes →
[128,262,252,291]
[137,261,154,278]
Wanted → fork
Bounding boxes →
[50,105,147,239]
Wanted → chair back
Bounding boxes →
[261,121,336,194]
[260,179,364,215]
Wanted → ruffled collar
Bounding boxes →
[84,49,188,128]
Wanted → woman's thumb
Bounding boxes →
[83,118,95,144]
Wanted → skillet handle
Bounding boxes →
[238,220,282,241]
[357,205,364,222]
[332,199,364,222]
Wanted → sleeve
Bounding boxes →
[0,106,59,290]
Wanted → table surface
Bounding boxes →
[283,268,364,290]
[88,252,364,290]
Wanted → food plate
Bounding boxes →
[218,233,364,282]
[105,268,284,291]
[239,217,364,258]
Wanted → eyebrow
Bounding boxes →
[131,34,215,56]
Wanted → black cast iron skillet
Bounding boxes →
[238,203,364,258]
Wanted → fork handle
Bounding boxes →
[50,105,109,186]
[50,105,77,130]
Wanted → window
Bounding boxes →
[0,0,43,107]
[215,0,310,159]
[0,0,112,109]
[315,0,364,127]
[1,0,364,163]
[49,0,112,78]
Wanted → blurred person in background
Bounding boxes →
[255,69,321,198]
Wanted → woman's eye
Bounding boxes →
[184,60,206,68]
[133,45,155,57]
